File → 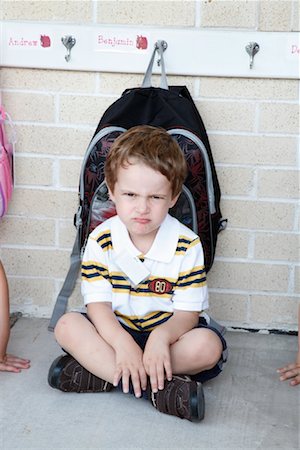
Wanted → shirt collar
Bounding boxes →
[110,216,141,256]
[145,214,179,262]
[110,214,180,263]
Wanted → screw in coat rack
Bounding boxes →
[61,35,76,62]
[245,42,260,69]
[155,40,168,66]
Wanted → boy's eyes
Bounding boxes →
[122,193,163,200]
[151,195,163,200]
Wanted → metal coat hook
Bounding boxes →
[155,40,168,66]
[245,42,260,69]
[61,35,76,62]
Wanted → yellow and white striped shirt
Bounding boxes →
[81,214,208,331]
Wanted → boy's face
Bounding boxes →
[108,160,178,249]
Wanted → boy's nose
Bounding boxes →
[136,197,149,213]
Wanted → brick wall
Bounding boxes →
[0,0,299,330]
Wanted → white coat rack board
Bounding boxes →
[0,22,299,79]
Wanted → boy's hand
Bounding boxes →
[143,330,172,393]
[87,302,147,397]
[113,335,147,398]
[277,361,300,386]
[0,354,30,373]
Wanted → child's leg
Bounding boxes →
[142,328,224,422]
[52,313,209,422]
[54,312,117,384]
[169,327,224,377]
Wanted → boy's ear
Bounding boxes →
[106,182,115,202]
[170,193,180,208]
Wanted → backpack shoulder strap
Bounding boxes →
[48,230,81,331]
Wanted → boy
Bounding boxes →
[0,260,30,372]
[48,125,227,421]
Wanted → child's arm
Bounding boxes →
[87,302,147,397]
[277,305,300,386]
[143,310,199,392]
[143,235,207,392]
[0,261,30,372]
[0,261,10,361]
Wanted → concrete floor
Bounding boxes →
[1,318,299,450]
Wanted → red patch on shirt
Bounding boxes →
[148,279,173,295]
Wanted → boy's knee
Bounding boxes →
[205,338,223,368]
[54,312,79,343]
[205,344,222,369]
[195,330,223,368]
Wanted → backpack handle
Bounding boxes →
[141,40,168,90]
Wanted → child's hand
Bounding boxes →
[143,331,172,393]
[0,354,30,373]
[277,361,300,386]
[113,336,147,398]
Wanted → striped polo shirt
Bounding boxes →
[81,214,208,331]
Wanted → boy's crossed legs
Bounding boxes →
[49,312,226,422]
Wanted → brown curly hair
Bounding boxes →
[105,125,187,198]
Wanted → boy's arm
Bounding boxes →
[87,302,147,397]
[144,236,207,392]
[143,309,199,392]
[82,235,147,396]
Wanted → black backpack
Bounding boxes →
[49,41,225,331]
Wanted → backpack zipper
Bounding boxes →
[79,126,126,201]
[168,128,216,268]
[168,129,216,214]
[180,184,198,234]
[81,180,110,255]
[78,126,126,253]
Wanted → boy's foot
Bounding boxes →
[48,355,113,393]
[151,375,205,422]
